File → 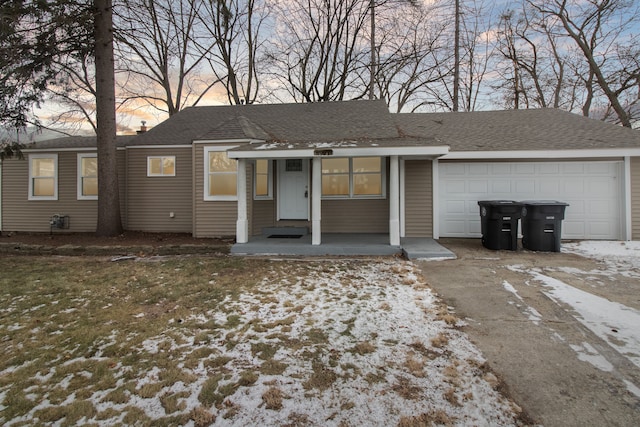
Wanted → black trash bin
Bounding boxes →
[521,201,569,252]
[478,200,523,251]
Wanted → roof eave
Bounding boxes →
[227,145,450,159]
[442,148,640,160]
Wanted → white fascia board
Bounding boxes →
[331,146,449,157]
[126,144,192,149]
[229,145,450,159]
[22,147,98,153]
[228,149,316,159]
[193,139,258,145]
[442,148,640,160]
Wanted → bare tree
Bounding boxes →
[375,2,451,112]
[529,0,640,127]
[114,0,219,117]
[197,0,268,105]
[264,0,371,102]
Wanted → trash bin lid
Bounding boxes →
[521,200,569,206]
[478,200,523,206]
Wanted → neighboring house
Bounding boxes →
[1,100,639,244]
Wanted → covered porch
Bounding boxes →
[227,139,449,249]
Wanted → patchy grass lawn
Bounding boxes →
[0,255,522,426]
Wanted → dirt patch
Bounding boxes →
[0,231,232,256]
[0,231,230,247]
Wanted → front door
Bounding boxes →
[278,159,309,220]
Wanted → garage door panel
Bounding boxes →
[439,161,622,240]
[539,180,560,193]
[492,181,512,192]
[516,180,536,193]
[445,180,466,193]
[514,164,535,174]
[563,221,585,238]
[469,180,488,193]
[469,164,489,174]
[445,200,466,214]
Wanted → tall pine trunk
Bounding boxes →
[94,0,122,236]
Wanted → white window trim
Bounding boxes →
[204,146,238,201]
[28,154,58,201]
[147,156,176,177]
[321,157,386,200]
[253,159,273,200]
[77,153,98,200]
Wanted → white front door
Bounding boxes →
[278,159,309,220]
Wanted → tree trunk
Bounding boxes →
[94,0,122,236]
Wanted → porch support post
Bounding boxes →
[312,157,322,245]
[389,155,400,246]
[236,158,248,243]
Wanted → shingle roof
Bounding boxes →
[132,99,399,146]
[395,108,640,151]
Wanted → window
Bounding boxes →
[254,159,272,199]
[29,154,58,200]
[147,156,176,176]
[204,147,237,200]
[78,154,98,200]
[321,157,384,198]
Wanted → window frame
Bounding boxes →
[147,155,176,177]
[204,146,238,201]
[321,157,386,200]
[253,159,273,200]
[77,153,98,200]
[28,154,58,201]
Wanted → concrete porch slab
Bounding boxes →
[231,234,455,259]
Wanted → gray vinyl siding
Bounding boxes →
[404,160,433,237]
[117,149,127,228]
[632,157,640,240]
[1,151,99,232]
[193,144,238,238]
[322,199,388,233]
[126,147,192,233]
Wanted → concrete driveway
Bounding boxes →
[416,239,640,427]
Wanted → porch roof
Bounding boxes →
[226,137,449,159]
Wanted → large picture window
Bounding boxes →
[78,153,98,200]
[254,159,272,199]
[204,147,237,200]
[29,154,58,200]
[321,157,384,198]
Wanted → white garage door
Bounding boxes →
[438,161,623,239]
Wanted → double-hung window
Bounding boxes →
[254,159,272,199]
[147,156,176,177]
[29,154,58,200]
[321,157,384,198]
[204,146,237,201]
[77,153,98,200]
